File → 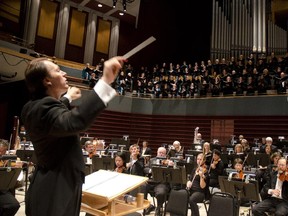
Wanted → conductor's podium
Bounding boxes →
[81,170,150,216]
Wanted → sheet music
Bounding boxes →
[83,170,148,198]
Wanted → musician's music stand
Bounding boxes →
[16,149,36,192]
[0,167,22,190]
[218,175,260,214]
[151,166,187,185]
[92,156,115,172]
[186,150,202,161]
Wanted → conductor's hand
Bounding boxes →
[101,56,126,84]
[67,86,81,101]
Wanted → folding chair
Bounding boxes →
[207,192,238,216]
[164,189,189,216]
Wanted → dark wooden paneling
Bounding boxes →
[83,110,288,157]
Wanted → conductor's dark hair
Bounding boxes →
[25,57,53,99]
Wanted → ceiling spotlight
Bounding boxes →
[113,0,117,8]
[98,3,103,7]
[123,0,126,11]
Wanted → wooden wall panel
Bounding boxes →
[95,18,111,54]
[37,0,57,39]
[68,9,86,47]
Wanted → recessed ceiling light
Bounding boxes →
[119,12,124,16]
[98,4,103,7]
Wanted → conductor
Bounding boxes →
[21,56,126,216]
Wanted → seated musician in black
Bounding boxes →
[258,151,282,199]
[126,144,144,176]
[114,151,128,173]
[260,137,277,154]
[167,140,184,160]
[208,149,225,188]
[252,157,288,216]
[186,153,210,216]
[0,139,20,216]
[144,146,174,216]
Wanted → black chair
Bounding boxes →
[207,192,238,216]
[164,189,189,216]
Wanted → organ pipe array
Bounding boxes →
[210,0,287,61]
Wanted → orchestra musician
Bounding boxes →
[203,142,212,166]
[256,151,282,198]
[208,149,225,187]
[114,152,127,173]
[167,140,184,159]
[140,140,152,166]
[0,139,20,216]
[252,157,288,216]
[21,56,125,216]
[232,158,245,180]
[83,140,96,160]
[186,153,210,216]
[126,144,144,176]
[144,147,174,216]
[140,140,152,156]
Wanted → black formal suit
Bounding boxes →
[141,147,152,156]
[127,157,144,176]
[21,90,108,216]
[252,170,288,215]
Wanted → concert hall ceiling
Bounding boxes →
[67,0,140,26]
[67,0,288,29]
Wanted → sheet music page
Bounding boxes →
[83,169,148,198]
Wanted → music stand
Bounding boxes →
[176,161,195,177]
[0,167,22,190]
[16,149,36,192]
[186,150,202,161]
[92,156,114,172]
[218,175,260,213]
[151,166,187,185]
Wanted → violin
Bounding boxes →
[196,163,207,176]
[115,166,127,173]
[208,158,220,173]
[237,170,244,179]
[278,169,288,182]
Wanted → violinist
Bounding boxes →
[208,149,225,187]
[232,158,244,180]
[0,139,20,216]
[186,153,210,216]
[114,152,127,173]
[256,151,282,197]
[252,157,288,216]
